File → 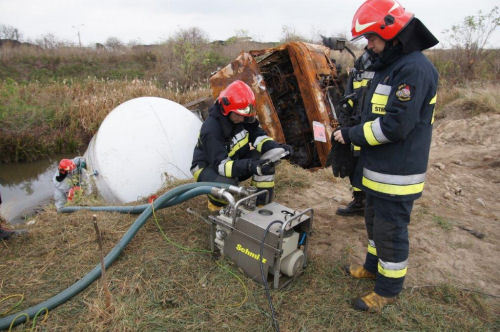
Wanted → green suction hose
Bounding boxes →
[60,191,196,214]
[60,182,229,214]
[0,182,229,330]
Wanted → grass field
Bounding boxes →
[0,41,498,163]
[1,40,499,330]
[0,165,498,331]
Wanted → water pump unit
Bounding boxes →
[207,186,313,289]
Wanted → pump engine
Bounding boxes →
[206,186,313,289]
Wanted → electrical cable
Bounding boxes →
[150,202,248,308]
[8,313,28,332]
[0,182,230,330]
[259,220,283,332]
[0,294,24,316]
[214,261,248,308]
[1,295,48,331]
[30,307,49,332]
[151,201,211,253]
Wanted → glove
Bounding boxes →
[67,186,82,201]
[340,128,351,145]
[328,139,355,178]
[249,159,275,176]
[280,144,293,158]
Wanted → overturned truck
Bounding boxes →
[209,41,344,169]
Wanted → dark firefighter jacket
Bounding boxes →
[191,103,280,180]
[344,65,375,157]
[346,50,438,201]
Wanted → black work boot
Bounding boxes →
[336,191,365,216]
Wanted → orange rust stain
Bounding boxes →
[210,42,341,167]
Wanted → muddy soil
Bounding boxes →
[279,112,500,296]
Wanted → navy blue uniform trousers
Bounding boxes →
[363,194,414,297]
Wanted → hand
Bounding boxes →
[329,141,355,178]
[280,144,293,158]
[250,159,275,176]
[333,130,345,144]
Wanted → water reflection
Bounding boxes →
[0,155,65,223]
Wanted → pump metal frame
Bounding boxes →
[208,190,314,289]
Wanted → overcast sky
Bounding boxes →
[1,0,498,48]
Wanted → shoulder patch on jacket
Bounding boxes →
[395,84,412,101]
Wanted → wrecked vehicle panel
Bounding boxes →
[209,42,343,169]
[209,52,285,143]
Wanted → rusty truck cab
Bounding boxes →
[209,42,343,169]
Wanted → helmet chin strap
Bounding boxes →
[244,116,256,124]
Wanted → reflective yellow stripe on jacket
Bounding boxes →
[353,79,370,89]
[430,94,437,124]
[363,118,391,146]
[371,84,391,115]
[362,168,426,196]
[254,135,273,153]
[229,131,249,157]
[218,158,234,178]
[352,71,374,90]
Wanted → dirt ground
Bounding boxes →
[278,111,500,297]
[1,104,498,330]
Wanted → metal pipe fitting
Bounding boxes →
[210,187,236,208]
[227,185,250,196]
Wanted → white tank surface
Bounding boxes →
[85,97,202,203]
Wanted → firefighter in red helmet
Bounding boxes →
[191,80,292,210]
[53,157,90,210]
[333,0,439,311]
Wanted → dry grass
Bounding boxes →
[0,170,497,331]
[2,42,497,163]
[427,49,500,82]
[0,78,210,162]
[435,82,500,120]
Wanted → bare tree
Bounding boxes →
[35,33,65,49]
[105,37,124,49]
[280,25,308,43]
[0,24,23,40]
[444,6,500,78]
[171,27,208,45]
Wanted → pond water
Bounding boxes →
[0,155,65,224]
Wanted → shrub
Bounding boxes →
[440,6,500,81]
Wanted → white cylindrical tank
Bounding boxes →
[85,97,202,203]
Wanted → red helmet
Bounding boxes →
[351,0,414,41]
[217,80,256,117]
[59,159,76,173]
